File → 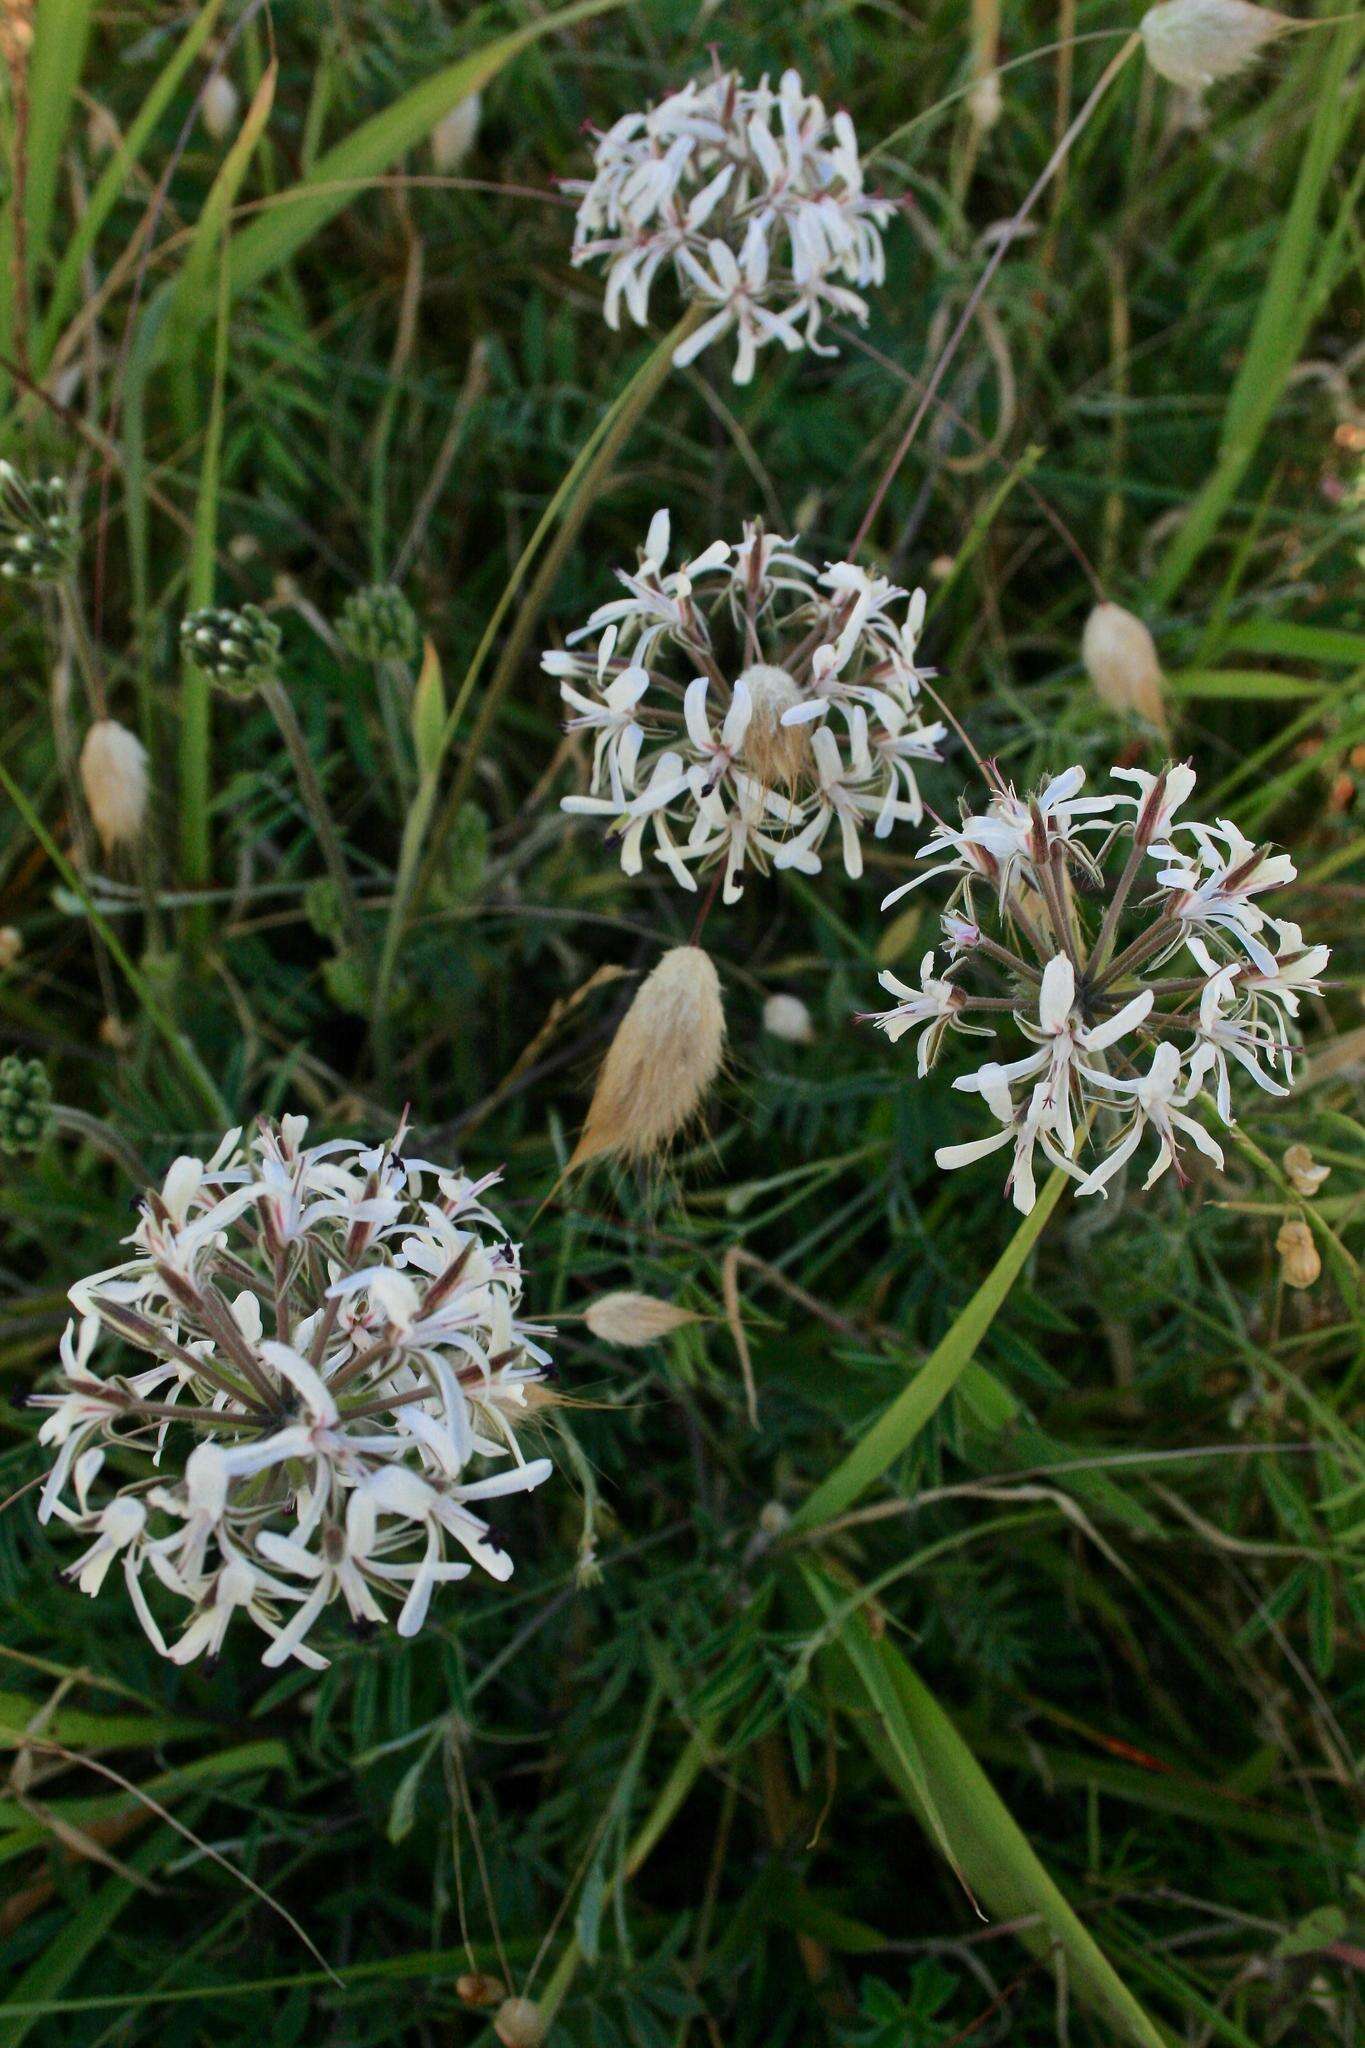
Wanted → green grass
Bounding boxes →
[1,1,1364,2043]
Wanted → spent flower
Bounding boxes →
[865,759,1327,1210]
[33,1115,556,1667]
[549,511,945,903]
[566,68,893,383]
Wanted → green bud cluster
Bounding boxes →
[0,1055,53,1156]
[181,604,282,695]
[0,463,76,582]
[336,584,420,664]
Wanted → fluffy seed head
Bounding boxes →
[735,663,807,787]
[202,70,240,140]
[571,947,725,1169]
[1140,0,1292,90]
[431,91,481,172]
[762,993,815,1045]
[0,926,20,970]
[583,1291,702,1345]
[1275,1217,1320,1289]
[80,719,149,853]
[1082,604,1168,732]
[494,1998,545,2048]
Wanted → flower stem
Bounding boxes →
[261,675,364,953]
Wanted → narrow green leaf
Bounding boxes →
[1165,668,1324,701]
[791,1168,1070,1533]
[814,1581,1168,2048]
[223,0,624,314]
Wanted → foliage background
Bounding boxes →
[1,0,1364,2042]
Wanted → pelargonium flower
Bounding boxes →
[32,1116,555,1669]
[565,68,894,383]
[547,511,946,904]
[865,760,1328,1211]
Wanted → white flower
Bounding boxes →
[1076,1041,1224,1195]
[551,513,943,903]
[870,760,1326,1211]
[34,1117,556,1669]
[567,68,894,383]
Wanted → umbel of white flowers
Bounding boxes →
[565,67,894,384]
[547,511,946,904]
[863,762,1329,1212]
[33,1117,555,1669]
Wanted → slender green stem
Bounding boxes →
[261,676,364,953]
[51,1104,151,1184]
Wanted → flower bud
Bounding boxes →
[1282,1143,1330,1200]
[762,992,814,1045]
[0,1053,52,1155]
[1275,1218,1320,1290]
[0,463,75,582]
[1140,0,1291,91]
[494,1997,545,2048]
[583,1291,702,1346]
[80,719,149,853]
[1081,603,1167,732]
[202,70,240,141]
[431,91,482,173]
[570,946,725,1170]
[336,583,420,664]
[181,604,281,696]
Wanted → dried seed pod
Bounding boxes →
[1140,0,1292,91]
[762,992,815,1045]
[456,1972,506,2009]
[583,1291,702,1346]
[1081,603,1168,733]
[1275,1218,1320,1290]
[1282,1142,1330,1199]
[494,1996,545,2048]
[80,719,149,852]
[431,91,482,172]
[570,946,725,1170]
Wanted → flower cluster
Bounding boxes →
[864,762,1329,1210]
[0,462,75,582]
[566,68,894,384]
[33,1116,555,1668]
[337,583,420,665]
[548,511,946,904]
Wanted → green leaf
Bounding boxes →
[811,1576,1168,2048]
[790,1168,1071,1533]
[222,0,625,316]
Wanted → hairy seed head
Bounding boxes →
[584,1291,703,1345]
[570,946,725,1169]
[80,719,149,853]
[735,664,807,789]
[1141,0,1291,90]
[1081,604,1168,733]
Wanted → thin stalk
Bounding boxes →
[1086,830,1145,982]
[1089,913,1175,999]
[260,675,364,953]
[50,1105,150,1184]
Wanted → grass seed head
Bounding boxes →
[1141,0,1292,91]
[570,946,725,1169]
[431,91,482,172]
[201,70,240,140]
[1082,603,1168,732]
[493,1997,545,2047]
[583,1291,702,1345]
[80,718,149,853]
[763,992,815,1045]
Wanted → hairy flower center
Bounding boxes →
[734,663,807,789]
